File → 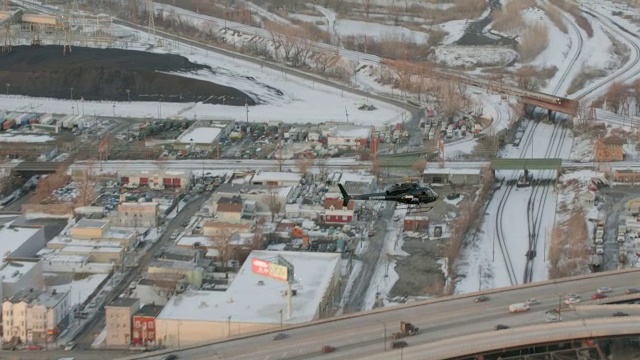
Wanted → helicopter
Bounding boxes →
[338,182,439,213]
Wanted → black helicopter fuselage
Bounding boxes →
[338,183,438,207]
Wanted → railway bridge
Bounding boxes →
[439,72,580,117]
[490,158,564,183]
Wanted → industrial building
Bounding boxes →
[423,168,483,185]
[154,251,342,347]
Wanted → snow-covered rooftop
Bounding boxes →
[176,236,212,248]
[177,127,222,144]
[333,171,376,185]
[332,126,371,139]
[157,250,341,324]
[251,171,302,184]
[424,168,481,175]
[48,237,123,248]
[0,261,38,283]
[60,245,123,254]
[48,273,109,307]
[0,225,40,258]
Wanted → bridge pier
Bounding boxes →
[547,109,555,123]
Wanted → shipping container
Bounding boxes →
[172,178,181,187]
[5,112,19,122]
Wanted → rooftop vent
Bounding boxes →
[257,280,264,286]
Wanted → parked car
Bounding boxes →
[495,324,509,330]
[612,312,629,317]
[592,293,607,300]
[626,288,640,294]
[597,287,613,294]
[474,296,490,303]
[64,342,76,351]
[564,297,581,305]
[525,298,539,305]
[26,345,43,351]
[161,355,178,360]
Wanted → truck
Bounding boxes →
[509,303,530,313]
[391,321,420,339]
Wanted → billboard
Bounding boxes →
[251,258,289,282]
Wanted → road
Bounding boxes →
[72,193,209,348]
[114,269,640,360]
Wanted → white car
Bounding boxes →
[564,297,581,305]
[597,287,613,294]
[525,298,540,305]
[595,245,604,255]
[170,231,180,240]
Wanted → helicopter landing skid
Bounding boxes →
[397,204,434,214]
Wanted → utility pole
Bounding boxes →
[245,99,249,123]
[5,83,9,95]
[345,107,349,123]
[126,89,131,102]
[70,87,74,100]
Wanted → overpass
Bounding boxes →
[12,160,70,177]
[118,268,640,360]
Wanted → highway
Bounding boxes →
[116,269,640,360]
[65,158,640,175]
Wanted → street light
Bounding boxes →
[5,83,9,95]
[126,89,131,102]
[227,316,232,337]
[70,87,74,100]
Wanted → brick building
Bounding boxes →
[105,298,140,347]
[132,304,164,346]
[594,136,625,162]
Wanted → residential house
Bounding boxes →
[322,195,355,225]
[203,221,253,238]
[403,216,430,232]
[132,304,165,346]
[594,136,625,162]
[214,197,243,223]
[105,298,140,347]
[250,171,303,187]
[2,288,70,343]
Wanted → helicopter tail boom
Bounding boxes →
[338,183,351,208]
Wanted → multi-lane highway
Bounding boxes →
[114,269,640,360]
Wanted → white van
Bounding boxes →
[509,303,530,313]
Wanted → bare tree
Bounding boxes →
[604,81,627,114]
[32,165,71,204]
[210,228,239,266]
[0,174,22,197]
[74,165,97,207]
[362,0,372,18]
[295,155,314,177]
[412,159,427,177]
[263,187,283,222]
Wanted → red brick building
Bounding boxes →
[404,216,430,232]
[131,304,164,346]
[323,196,355,225]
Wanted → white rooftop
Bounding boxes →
[332,171,376,185]
[60,245,123,254]
[332,126,371,139]
[0,261,38,283]
[157,250,341,324]
[251,171,302,184]
[176,236,213,248]
[0,225,40,258]
[177,127,222,144]
[49,237,123,248]
[424,168,482,176]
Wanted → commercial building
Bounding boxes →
[105,298,140,347]
[404,215,430,232]
[154,250,341,347]
[147,260,204,288]
[113,202,160,228]
[174,127,222,152]
[202,221,253,237]
[324,125,372,148]
[2,288,70,344]
[214,183,298,213]
[250,171,303,187]
[59,245,124,264]
[132,304,165,347]
[56,218,136,250]
[0,224,47,259]
[120,170,191,190]
[0,260,44,301]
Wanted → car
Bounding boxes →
[564,294,581,300]
[525,298,539,305]
[597,287,613,294]
[626,288,640,294]
[495,324,509,330]
[595,245,604,255]
[26,345,43,351]
[64,342,76,351]
[391,340,408,349]
[564,297,581,305]
[592,293,607,300]
[273,333,288,341]
[321,345,336,353]
[474,296,490,303]
[546,315,562,323]
[613,312,629,317]
[161,355,178,360]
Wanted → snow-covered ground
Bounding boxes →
[336,260,363,316]
[363,207,407,310]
